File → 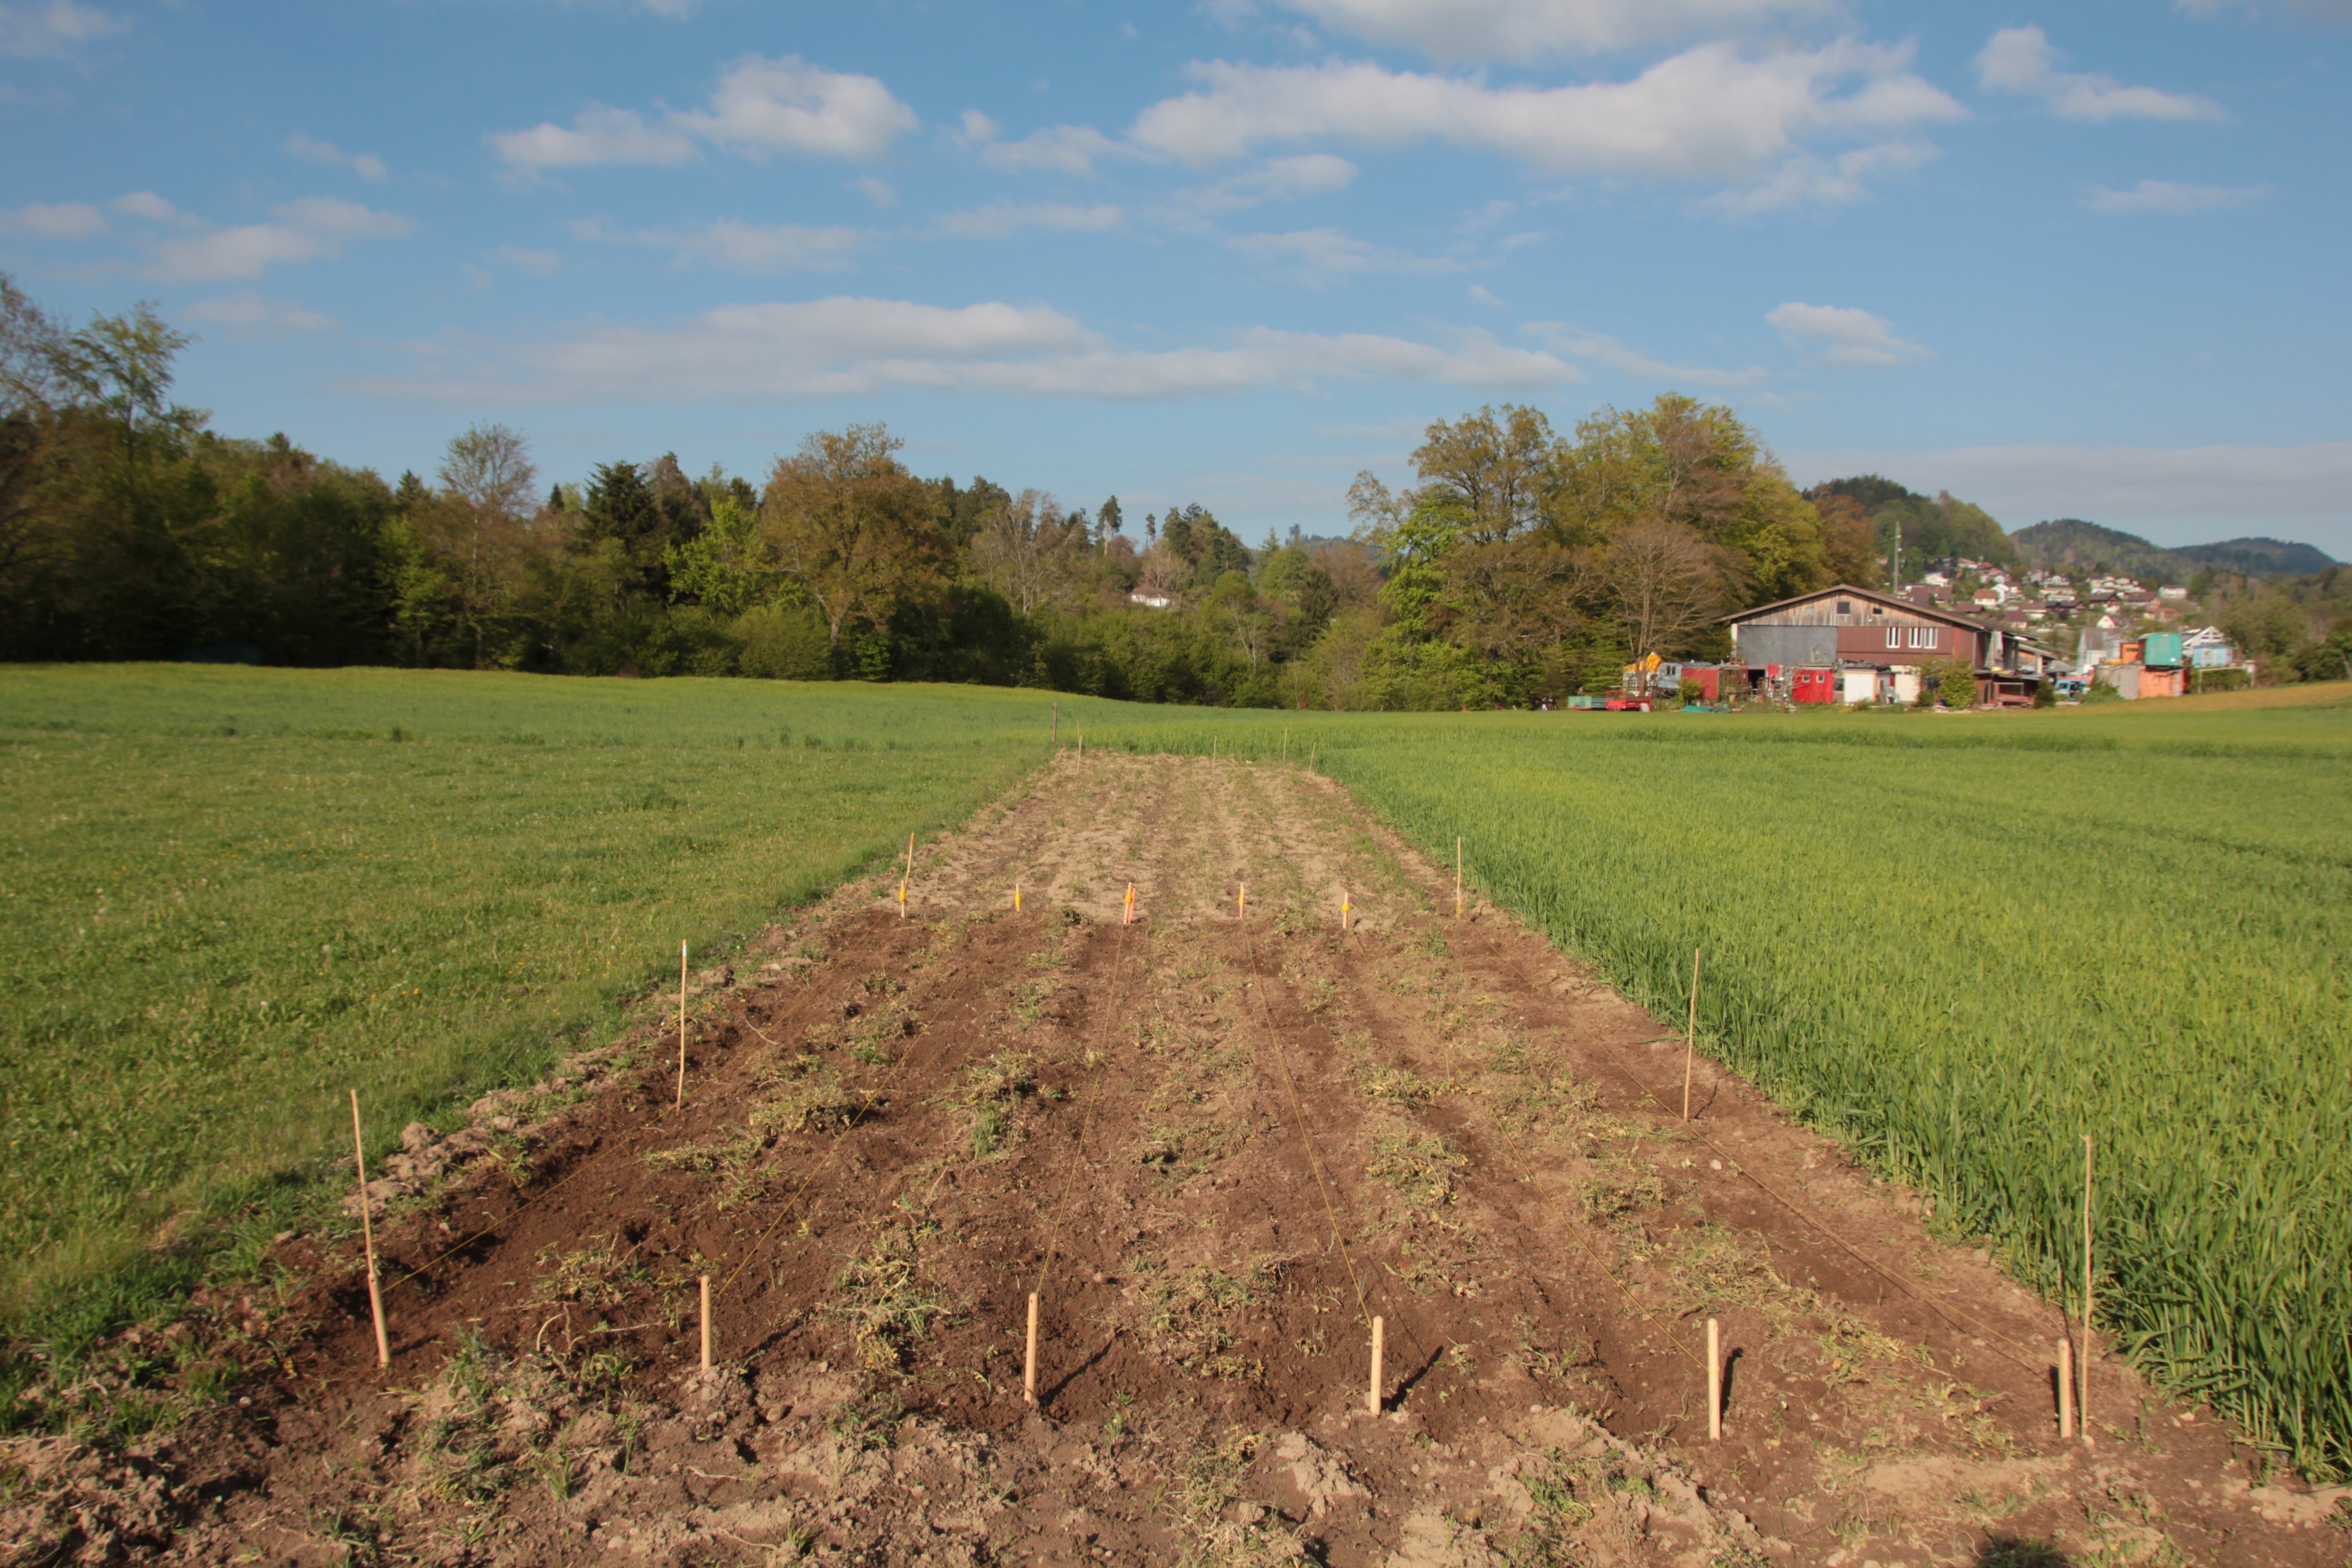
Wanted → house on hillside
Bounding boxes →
[1719,584,2053,708]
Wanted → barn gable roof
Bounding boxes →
[1717,583,1987,634]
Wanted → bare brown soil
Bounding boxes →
[6,753,2346,1566]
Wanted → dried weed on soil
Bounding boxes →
[5,754,2347,1567]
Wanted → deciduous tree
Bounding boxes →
[760,423,950,651]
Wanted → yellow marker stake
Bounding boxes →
[1367,1316,1384,1414]
[700,1275,712,1372]
[1341,889,1351,934]
[1707,1319,1723,1441]
[677,941,688,1109]
[1014,883,1022,912]
[1237,882,1245,921]
[1124,884,1135,925]
[351,1089,390,1368]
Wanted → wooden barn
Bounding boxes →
[1718,584,2052,706]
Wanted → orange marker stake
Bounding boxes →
[1024,1293,1040,1406]
[1237,882,1245,921]
[1123,884,1135,926]
[700,1275,712,1372]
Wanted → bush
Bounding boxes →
[1677,677,1705,705]
[735,603,833,680]
[1924,657,1979,709]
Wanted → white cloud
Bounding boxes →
[1265,0,1833,62]
[486,105,696,169]
[571,216,867,271]
[670,55,917,160]
[2084,178,2268,214]
[137,198,417,282]
[1469,284,1506,307]
[852,175,898,208]
[491,245,563,274]
[1127,41,1967,188]
[491,55,915,169]
[956,113,1132,176]
[0,0,124,58]
[356,296,1581,404]
[283,132,389,181]
[1227,226,1465,284]
[1702,139,1935,216]
[109,190,202,229]
[183,291,340,338]
[1975,26,2226,122]
[1765,301,1928,367]
[1178,153,1359,215]
[2176,0,2352,16]
[0,200,106,238]
[932,203,1126,239]
[1525,321,1765,385]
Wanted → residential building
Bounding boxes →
[1718,583,2053,707]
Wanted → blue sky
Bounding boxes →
[4,0,2347,555]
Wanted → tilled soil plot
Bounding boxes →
[12,754,2346,1567]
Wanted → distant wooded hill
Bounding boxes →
[2012,519,2338,581]
[1805,475,2019,578]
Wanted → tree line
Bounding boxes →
[44,274,2344,705]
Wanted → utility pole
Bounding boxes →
[1892,514,1902,593]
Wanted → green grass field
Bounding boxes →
[0,666,1070,1357]
[6,667,2348,1474]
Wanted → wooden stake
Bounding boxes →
[700,1275,712,1372]
[676,941,688,1109]
[1237,882,1245,921]
[1124,883,1135,926]
[1283,728,1289,761]
[349,1090,389,1368]
[2082,1133,2094,1446]
[1014,883,1022,912]
[1707,1318,1722,1441]
[1309,740,1317,771]
[1052,701,1058,745]
[1681,948,1702,1121]
[1024,1292,1040,1406]
[1455,837,1463,920]
[2058,1338,2074,1439]
[900,832,914,919]
[1078,728,1083,759]
[1340,887,1351,934]
[1368,1316,1385,1414]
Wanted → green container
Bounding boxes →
[2142,632,2185,667]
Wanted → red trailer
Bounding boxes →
[1792,667,1836,704]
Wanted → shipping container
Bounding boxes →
[2141,632,2185,667]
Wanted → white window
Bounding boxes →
[1886,627,1902,648]
[1906,626,1938,649]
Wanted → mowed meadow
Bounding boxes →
[0,666,1058,1359]
[5,668,2349,1476]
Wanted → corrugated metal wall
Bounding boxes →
[1734,625,1838,668]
